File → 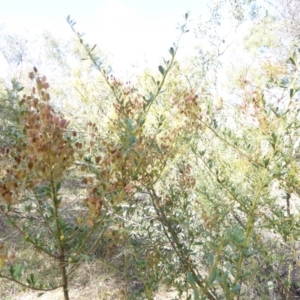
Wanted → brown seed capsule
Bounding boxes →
[43,82,50,89]
[29,72,35,79]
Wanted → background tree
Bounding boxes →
[1,2,300,299]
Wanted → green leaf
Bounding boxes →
[14,264,23,280]
[169,47,175,56]
[81,254,93,261]
[84,156,92,163]
[129,135,137,144]
[30,273,35,285]
[288,57,296,66]
[263,158,270,167]
[90,44,97,52]
[208,267,217,285]
[194,289,200,300]
[9,265,14,277]
[56,181,61,192]
[231,285,241,293]
[235,234,245,244]
[144,92,154,102]
[243,248,255,258]
[213,119,218,128]
[56,196,62,206]
[199,150,206,156]
[158,65,165,75]
[37,293,45,298]
[187,272,196,285]
[208,253,214,266]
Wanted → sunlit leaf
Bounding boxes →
[158,65,165,75]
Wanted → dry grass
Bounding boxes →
[0,258,182,300]
[0,176,185,300]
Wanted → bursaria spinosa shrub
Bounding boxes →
[0,74,73,203]
[0,13,192,298]
[0,69,76,298]
[1,9,300,300]
[0,68,116,300]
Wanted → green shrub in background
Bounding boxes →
[1,9,300,300]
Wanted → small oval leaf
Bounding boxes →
[158,65,165,75]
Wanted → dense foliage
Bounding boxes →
[1,1,300,299]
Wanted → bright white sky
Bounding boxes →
[0,0,212,76]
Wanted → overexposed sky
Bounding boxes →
[0,0,211,76]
